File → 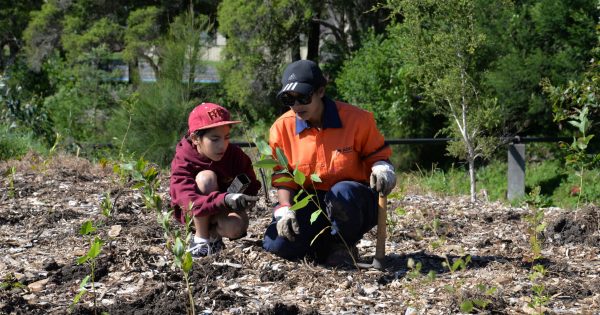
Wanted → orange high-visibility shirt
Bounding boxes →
[269,98,392,191]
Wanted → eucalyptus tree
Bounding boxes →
[387,0,506,201]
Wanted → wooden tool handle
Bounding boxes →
[374,195,387,260]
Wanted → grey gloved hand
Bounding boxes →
[224,193,259,211]
[370,161,397,196]
[274,205,300,241]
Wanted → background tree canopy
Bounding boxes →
[0,0,597,169]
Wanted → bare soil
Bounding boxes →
[1,153,599,314]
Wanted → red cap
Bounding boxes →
[188,103,241,134]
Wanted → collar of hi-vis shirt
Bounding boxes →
[295,97,342,134]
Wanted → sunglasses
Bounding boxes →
[279,91,313,107]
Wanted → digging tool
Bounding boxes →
[356,194,387,270]
[372,194,387,269]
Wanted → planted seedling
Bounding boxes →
[113,157,163,213]
[523,186,546,262]
[100,191,112,218]
[459,283,497,313]
[254,140,359,268]
[71,220,104,314]
[528,264,549,314]
[6,166,15,199]
[158,202,195,315]
[562,106,600,209]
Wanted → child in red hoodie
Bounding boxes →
[169,103,261,257]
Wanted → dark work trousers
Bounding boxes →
[262,180,378,261]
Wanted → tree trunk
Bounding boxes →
[468,156,476,202]
[306,11,320,62]
[291,35,301,61]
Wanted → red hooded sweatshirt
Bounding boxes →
[169,137,261,223]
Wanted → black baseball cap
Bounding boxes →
[277,60,327,98]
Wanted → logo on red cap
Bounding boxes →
[207,107,227,121]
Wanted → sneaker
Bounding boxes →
[325,243,358,266]
[210,238,225,253]
[187,238,225,258]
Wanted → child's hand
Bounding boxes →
[225,193,259,211]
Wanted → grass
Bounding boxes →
[398,158,599,209]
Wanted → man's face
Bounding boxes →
[281,87,325,124]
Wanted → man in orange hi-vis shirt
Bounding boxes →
[262,60,397,266]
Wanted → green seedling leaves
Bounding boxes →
[254,159,279,169]
[293,168,306,186]
[79,221,96,236]
[159,210,173,231]
[395,207,407,216]
[173,237,185,260]
[310,209,322,224]
[310,174,322,183]
[290,195,312,211]
[275,147,288,168]
[71,275,90,306]
[274,177,293,183]
[460,300,474,313]
[293,189,304,203]
[182,252,193,273]
[101,192,112,218]
[77,237,103,264]
[255,140,272,156]
[143,167,159,182]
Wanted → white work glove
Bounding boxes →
[224,193,259,211]
[370,161,397,196]
[274,205,300,241]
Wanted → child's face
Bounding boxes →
[192,125,231,161]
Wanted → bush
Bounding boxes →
[0,124,47,160]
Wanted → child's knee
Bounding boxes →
[224,222,247,239]
[195,170,218,193]
[220,214,248,239]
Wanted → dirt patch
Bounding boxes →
[545,205,600,246]
[1,155,599,314]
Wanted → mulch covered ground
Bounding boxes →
[1,153,599,314]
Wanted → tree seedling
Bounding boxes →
[562,106,599,209]
[113,157,163,213]
[254,140,359,269]
[7,166,16,199]
[71,220,104,314]
[100,191,112,218]
[528,264,549,315]
[523,186,546,262]
[158,203,195,315]
[459,283,497,313]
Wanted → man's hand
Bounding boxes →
[224,193,259,211]
[274,205,299,241]
[370,161,397,196]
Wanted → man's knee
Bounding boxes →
[326,181,378,242]
[262,225,306,260]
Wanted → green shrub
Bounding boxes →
[0,124,47,160]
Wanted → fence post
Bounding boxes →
[507,143,525,201]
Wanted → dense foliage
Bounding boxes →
[1,0,598,179]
